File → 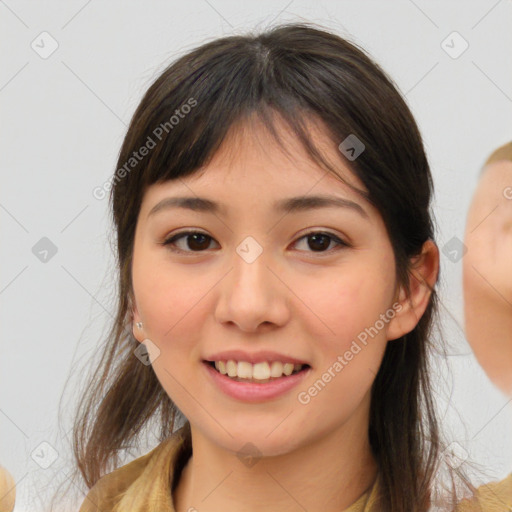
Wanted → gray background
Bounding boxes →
[1,1,511,510]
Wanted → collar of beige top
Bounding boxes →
[79,423,378,512]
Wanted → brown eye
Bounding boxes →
[306,233,332,251]
[294,231,348,253]
[163,231,217,253]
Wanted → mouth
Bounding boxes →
[202,357,312,402]
[203,359,311,384]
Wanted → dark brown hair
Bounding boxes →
[57,22,474,511]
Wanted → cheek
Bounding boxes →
[132,254,206,350]
[292,269,392,422]
[132,257,207,407]
[296,261,394,353]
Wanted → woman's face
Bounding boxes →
[131,117,410,456]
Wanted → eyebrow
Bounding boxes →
[147,194,369,219]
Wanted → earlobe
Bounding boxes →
[386,240,439,341]
[129,292,144,342]
[133,321,144,342]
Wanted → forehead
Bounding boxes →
[206,113,363,185]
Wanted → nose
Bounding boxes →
[214,247,291,333]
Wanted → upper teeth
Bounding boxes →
[213,360,304,380]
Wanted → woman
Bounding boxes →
[59,23,511,512]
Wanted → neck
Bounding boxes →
[174,403,378,512]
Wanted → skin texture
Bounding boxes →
[463,159,512,396]
[130,116,439,512]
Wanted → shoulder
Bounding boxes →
[78,443,166,512]
[79,426,190,512]
[455,473,512,512]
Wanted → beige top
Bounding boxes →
[78,425,512,512]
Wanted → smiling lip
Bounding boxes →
[203,349,310,366]
[203,361,311,402]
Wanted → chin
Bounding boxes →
[193,419,304,458]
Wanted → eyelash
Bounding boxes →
[161,230,350,256]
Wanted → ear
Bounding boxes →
[386,240,439,341]
[128,290,144,342]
